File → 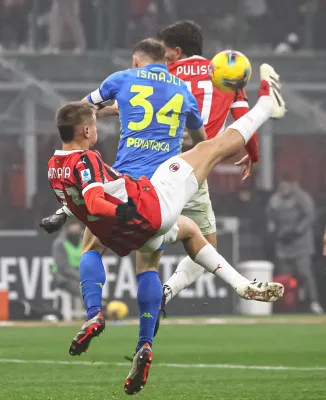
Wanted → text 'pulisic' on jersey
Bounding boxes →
[174,64,209,77]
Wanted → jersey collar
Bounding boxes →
[54,150,84,155]
[179,55,206,62]
[169,55,207,70]
[143,63,168,71]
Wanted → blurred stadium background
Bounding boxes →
[1,1,326,399]
[0,0,325,319]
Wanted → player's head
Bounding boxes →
[56,101,98,149]
[157,20,203,64]
[132,38,165,68]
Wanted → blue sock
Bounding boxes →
[136,271,162,352]
[80,251,106,320]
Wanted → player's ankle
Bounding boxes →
[258,79,270,97]
[255,95,273,119]
[163,285,173,303]
[232,276,250,288]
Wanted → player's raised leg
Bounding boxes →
[181,64,285,188]
[69,228,106,356]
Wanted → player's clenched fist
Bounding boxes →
[116,197,138,222]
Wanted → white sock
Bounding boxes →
[228,96,272,144]
[194,244,248,287]
[164,256,205,304]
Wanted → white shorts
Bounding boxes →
[150,156,199,235]
[139,223,180,253]
[181,180,216,236]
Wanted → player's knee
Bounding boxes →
[82,233,105,255]
[136,251,161,274]
[82,242,105,255]
[180,217,202,241]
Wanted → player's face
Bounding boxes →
[162,43,182,65]
[86,114,98,148]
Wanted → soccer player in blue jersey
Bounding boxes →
[86,39,205,178]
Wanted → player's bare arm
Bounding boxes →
[187,126,207,145]
[81,96,119,119]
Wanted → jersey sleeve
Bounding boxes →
[86,70,126,105]
[230,89,249,111]
[74,151,118,218]
[74,151,105,194]
[185,91,204,130]
[231,90,259,163]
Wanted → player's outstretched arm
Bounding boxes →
[81,98,119,120]
[81,70,125,117]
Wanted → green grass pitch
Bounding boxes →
[0,318,326,400]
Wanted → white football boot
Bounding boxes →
[234,280,284,302]
[260,63,286,119]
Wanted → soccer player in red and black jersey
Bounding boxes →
[48,67,285,393]
[153,20,260,317]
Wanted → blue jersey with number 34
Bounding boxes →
[87,64,203,178]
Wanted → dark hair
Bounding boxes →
[133,38,165,62]
[55,101,97,143]
[157,20,203,57]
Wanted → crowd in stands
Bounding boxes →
[0,0,325,53]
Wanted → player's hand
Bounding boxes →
[112,100,119,114]
[39,210,68,233]
[235,155,252,182]
[116,197,137,222]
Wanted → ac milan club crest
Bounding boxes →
[169,163,180,172]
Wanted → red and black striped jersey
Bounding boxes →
[48,149,161,256]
